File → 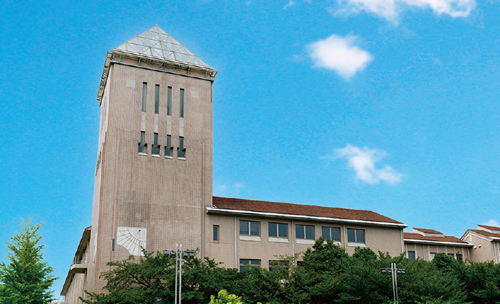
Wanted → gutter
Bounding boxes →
[404,239,473,247]
[206,206,407,229]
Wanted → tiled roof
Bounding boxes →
[414,228,443,235]
[470,229,500,239]
[212,196,403,224]
[478,225,500,231]
[404,232,469,244]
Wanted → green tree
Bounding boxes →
[0,220,57,304]
[209,289,244,304]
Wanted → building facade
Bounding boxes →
[60,26,496,303]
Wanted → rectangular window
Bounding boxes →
[112,239,115,251]
[322,227,340,241]
[165,135,172,157]
[408,251,415,260]
[178,136,185,158]
[138,131,147,153]
[213,225,219,242]
[179,88,184,117]
[152,133,160,155]
[347,229,365,243]
[154,84,159,114]
[296,225,315,240]
[142,83,147,111]
[240,221,259,236]
[430,252,436,260]
[269,260,287,272]
[240,259,260,272]
[167,87,172,115]
[269,223,288,238]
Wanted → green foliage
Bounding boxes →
[85,238,500,304]
[0,220,57,304]
[209,289,243,304]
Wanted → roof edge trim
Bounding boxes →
[206,206,407,228]
[404,238,472,247]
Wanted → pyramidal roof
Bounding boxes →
[113,25,212,70]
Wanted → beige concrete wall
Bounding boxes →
[87,62,213,293]
[404,243,470,261]
[63,273,86,304]
[205,213,404,270]
[466,234,499,263]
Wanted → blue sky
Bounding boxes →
[1,0,499,299]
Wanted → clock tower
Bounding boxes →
[86,26,216,294]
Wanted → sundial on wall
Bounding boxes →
[116,227,147,256]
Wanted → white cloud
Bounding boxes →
[335,0,476,22]
[284,0,297,9]
[484,219,500,227]
[333,144,402,184]
[308,34,373,79]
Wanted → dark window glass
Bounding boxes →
[322,227,330,239]
[278,224,288,238]
[240,221,249,235]
[331,228,340,241]
[180,89,184,117]
[296,225,304,239]
[305,226,315,240]
[154,85,159,114]
[152,133,160,155]
[240,259,260,272]
[408,251,415,260]
[165,135,172,156]
[269,223,277,237]
[178,136,185,158]
[250,222,259,236]
[269,260,287,272]
[213,225,219,241]
[112,239,115,251]
[142,83,147,111]
[347,229,356,242]
[138,131,147,153]
[356,230,364,243]
[167,87,172,115]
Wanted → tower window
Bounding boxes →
[138,131,147,153]
[179,89,184,117]
[142,83,147,112]
[167,87,172,115]
[154,85,159,114]
[213,225,219,242]
[177,136,185,158]
[165,135,173,157]
[152,133,160,155]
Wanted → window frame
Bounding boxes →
[179,88,184,117]
[240,259,261,272]
[178,136,185,158]
[240,220,260,236]
[268,222,288,238]
[154,84,160,114]
[165,135,172,157]
[321,226,341,242]
[142,82,147,112]
[138,131,147,154]
[213,225,219,242]
[152,133,160,155]
[347,228,365,243]
[408,251,415,260]
[296,224,315,240]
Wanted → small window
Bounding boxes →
[240,221,259,236]
[269,260,287,272]
[213,225,219,242]
[240,259,260,272]
[408,251,415,260]
[138,131,147,153]
[296,225,315,240]
[430,252,436,260]
[178,136,185,158]
[112,239,115,251]
[154,85,160,114]
[322,227,340,241]
[180,89,184,117]
[165,135,172,157]
[142,83,147,112]
[152,133,160,155]
[167,87,172,115]
[347,229,365,243]
[269,223,288,238]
